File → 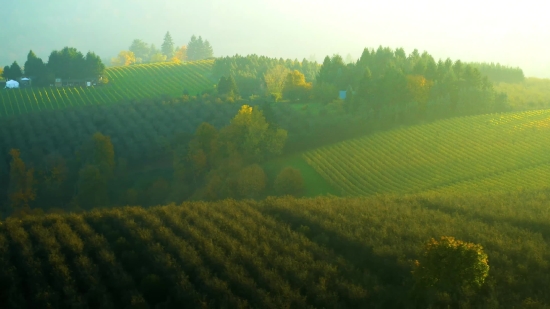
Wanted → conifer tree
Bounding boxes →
[161,31,175,59]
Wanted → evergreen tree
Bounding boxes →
[7,61,23,80]
[8,149,36,209]
[161,31,175,59]
[202,39,214,58]
[24,50,48,85]
[2,65,11,80]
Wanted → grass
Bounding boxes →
[0,60,215,117]
[299,109,550,196]
[262,153,339,197]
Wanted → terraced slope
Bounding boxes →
[303,109,550,196]
[0,60,214,117]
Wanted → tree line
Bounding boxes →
[113,32,214,66]
[468,62,525,84]
[2,47,105,86]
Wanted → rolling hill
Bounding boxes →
[281,109,550,196]
[0,60,215,117]
[1,192,549,308]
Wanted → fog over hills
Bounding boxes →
[2,0,549,77]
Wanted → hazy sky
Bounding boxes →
[2,0,549,77]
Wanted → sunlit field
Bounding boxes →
[302,109,550,196]
[0,60,214,117]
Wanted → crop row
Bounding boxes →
[0,60,214,117]
[303,109,550,196]
[0,199,372,308]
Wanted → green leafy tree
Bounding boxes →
[412,236,490,303]
[161,31,175,59]
[221,105,287,163]
[84,52,105,78]
[274,167,304,197]
[47,47,87,79]
[3,61,23,80]
[129,39,150,63]
[24,50,48,86]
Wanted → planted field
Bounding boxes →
[1,193,549,308]
[303,109,550,196]
[0,60,214,117]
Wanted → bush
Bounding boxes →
[274,167,304,197]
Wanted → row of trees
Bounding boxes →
[212,55,320,97]
[0,96,298,215]
[2,48,105,86]
[114,32,214,66]
[469,62,525,83]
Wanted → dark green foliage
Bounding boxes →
[217,76,239,96]
[213,55,320,97]
[187,35,214,61]
[469,62,525,83]
[161,31,175,59]
[0,191,549,308]
[2,61,23,80]
[47,47,105,81]
[24,50,49,86]
[129,39,150,63]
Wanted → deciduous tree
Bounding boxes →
[264,65,290,100]
[282,70,312,101]
[274,167,304,197]
[412,236,489,303]
[111,51,136,66]
[8,149,36,210]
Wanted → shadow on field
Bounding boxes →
[260,207,411,302]
[418,198,550,241]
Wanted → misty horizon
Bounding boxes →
[2,0,549,78]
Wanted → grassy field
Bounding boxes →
[0,60,215,117]
[262,153,339,197]
[289,109,550,196]
[1,192,549,308]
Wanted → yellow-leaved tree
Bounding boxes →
[111,50,136,66]
[283,70,313,101]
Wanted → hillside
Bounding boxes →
[286,109,550,196]
[0,60,214,117]
[1,192,549,308]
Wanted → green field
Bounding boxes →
[0,60,215,117]
[285,109,550,196]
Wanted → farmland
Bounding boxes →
[301,109,550,196]
[0,60,214,117]
[1,192,549,308]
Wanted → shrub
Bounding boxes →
[274,167,304,197]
